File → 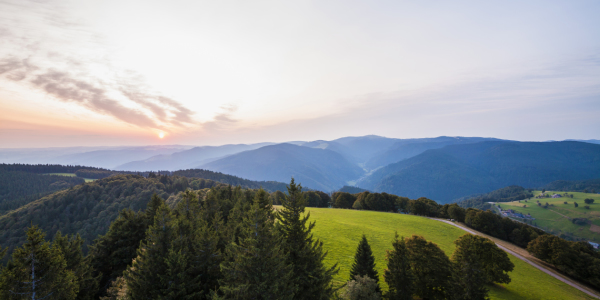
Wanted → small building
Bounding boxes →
[589,242,599,249]
[552,194,562,198]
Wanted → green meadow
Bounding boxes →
[46,172,95,182]
[498,191,600,242]
[306,207,595,300]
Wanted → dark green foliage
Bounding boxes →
[451,234,514,299]
[349,235,380,293]
[52,232,99,300]
[457,185,534,209]
[216,190,295,300]
[528,235,600,289]
[174,169,289,192]
[574,202,579,207]
[405,235,453,300]
[0,170,84,213]
[585,198,595,204]
[384,233,415,300]
[542,178,600,193]
[88,208,149,297]
[74,169,115,179]
[332,192,357,209]
[276,178,339,300]
[465,208,545,248]
[0,226,77,300]
[447,204,466,222]
[0,175,212,259]
[304,191,328,208]
[0,163,110,174]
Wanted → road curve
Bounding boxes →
[434,219,600,299]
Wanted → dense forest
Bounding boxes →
[455,186,534,210]
[542,178,600,193]
[174,169,289,192]
[0,163,112,174]
[0,170,84,214]
[0,179,515,300]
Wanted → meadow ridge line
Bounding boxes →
[432,218,600,299]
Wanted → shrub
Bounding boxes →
[343,275,381,300]
[585,198,595,204]
[585,206,590,209]
[574,202,579,208]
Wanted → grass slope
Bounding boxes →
[499,191,600,242]
[306,207,594,300]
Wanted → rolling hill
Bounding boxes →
[200,143,365,191]
[307,207,594,299]
[114,143,273,171]
[358,141,600,203]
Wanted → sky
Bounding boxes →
[0,0,599,148]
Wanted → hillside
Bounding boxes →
[498,191,600,242]
[364,136,505,169]
[173,168,289,192]
[358,141,600,203]
[457,185,534,210]
[114,143,273,171]
[200,143,365,191]
[0,174,227,255]
[542,178,600,193]
[307,207,594,299]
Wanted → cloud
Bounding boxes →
[202,104,239,131]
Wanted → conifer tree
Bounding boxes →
[350,235,380,293]
[53,232,99,300]
[216,190,295,300]
[384,233,415,300]
[0,226,77,300]
[276,178,339,300]
[125,203,173,299]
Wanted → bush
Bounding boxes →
[585,198,595,204]
[343,275,381,300]
[585,206,590,209]
[574,202,579,208]
[564,201,568,204]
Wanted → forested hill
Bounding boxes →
[541,178,600,193]
[456,186,534,210]
[0,170,84,214]
[173,169,289,192]
[0,163,112,174]
[0,174,227,256]
[357,141,600,203]
[200,143,365,191]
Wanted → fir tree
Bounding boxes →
[53,232,99,300]
[216,190,295,299]
[0,226,77,300]
[125,203,173,299]
[350,234,380,293]
[384,233,415,300]
[276,178,339,300]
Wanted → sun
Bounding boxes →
[158,131,165,139]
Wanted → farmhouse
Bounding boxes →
[552,194,562,198]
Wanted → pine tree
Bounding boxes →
[216,190,295,300]
[53,232,99,300]
[350,235,380,293]
[276,178,339,300]
[384,233,415,300]
[0,226,77,300]
[125,203,173,299]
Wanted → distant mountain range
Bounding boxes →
[2,136,599,200]
[357,141,600,203]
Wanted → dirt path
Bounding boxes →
[433,219,600,299]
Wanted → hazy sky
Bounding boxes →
[1,0,599,147]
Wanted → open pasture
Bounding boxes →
[306,207,595,300]
[498,191,600,242]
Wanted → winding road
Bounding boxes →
[433,219,600,299]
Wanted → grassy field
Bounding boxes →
[305,207,595,300]
[46,173,95,182]
[497,191,600,242]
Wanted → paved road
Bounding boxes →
[434,219,600,299]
